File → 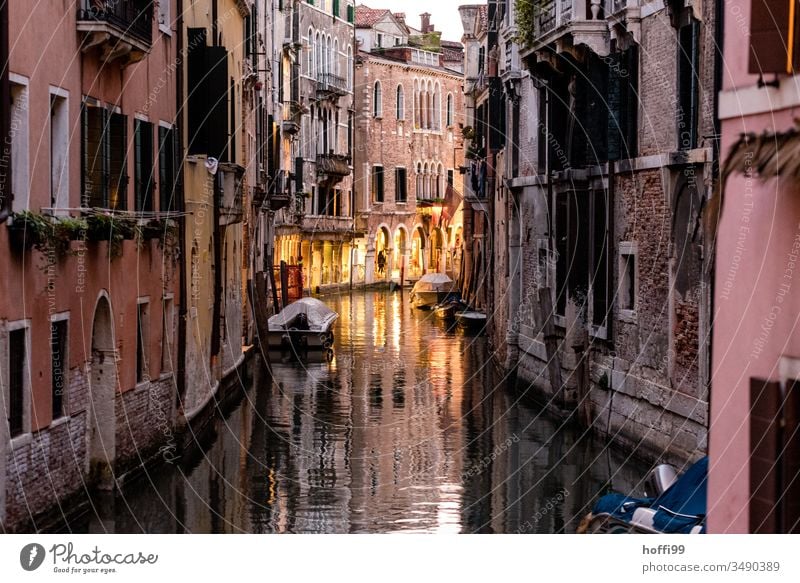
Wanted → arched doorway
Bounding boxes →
[90,295,116,489]
[411,226,425,277]
[393,227,407,279]
[431,228,445,273]
[374,226,391,280]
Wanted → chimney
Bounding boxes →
[420,12,432,33]
[394,12,406,26]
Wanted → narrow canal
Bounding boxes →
[66,290,650,534]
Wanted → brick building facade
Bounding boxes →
[488,0,715,464]
[353,8,466,285]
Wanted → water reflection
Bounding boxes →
[63,291,649,534]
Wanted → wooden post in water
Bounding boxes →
[280,261,290,308]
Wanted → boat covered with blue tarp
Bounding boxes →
[582,457,708,534]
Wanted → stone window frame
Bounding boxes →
[3,319,33,445]
[136,297,151,388]
[49,312,70,424]
[373,81,383,118]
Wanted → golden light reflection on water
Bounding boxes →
[66,291,651,534]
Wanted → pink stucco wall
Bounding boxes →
[709,0,800,533]
[1,1,179,433]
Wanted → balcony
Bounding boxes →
[77,0,153,65]
[524,0,611,57]
[268,170,292,212]
[300,215,354,236]
[218,163,245,226]
[316,153,351,183]
[316,73,349,98]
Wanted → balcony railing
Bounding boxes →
[535,0,617,36]
[316,153,351,179]
[316,73,349,97]
[78,0,153,45]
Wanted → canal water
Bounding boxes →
[66,290,650,534]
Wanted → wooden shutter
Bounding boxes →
[187,28,208,155]
[108,113,128,210]
[206,46,229,162]
[749,0,800,74]
[750,378,782,533]
[783,379,800,533]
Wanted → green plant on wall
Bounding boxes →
[86,213,137,260]
[515,0,549,47]
[8,211,87,258]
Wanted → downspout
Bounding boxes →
[708,0,725,429]
[176,0,188,409]
[0,0,11,222]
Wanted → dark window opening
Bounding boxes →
[395,167,407,203]
[51,319,67,420]
[82,106,128,210]
[372,166,384,203]
[554,189,610,329]
[158,126,177,213]
[8,328,26,438]
[135,119,154,212]
[136,303,149,384]
[677,19,700,151]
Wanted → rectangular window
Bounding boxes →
[333,0,340,18]
[619,243,638,313]
[554,189,609,329]
[377,34,383,48]
[677,19,700,151]
[161,297,174,373]
[50,92,69,211]
[8,327,27,438]
[347,4,354,23]
[135,119,154,212]
[447,169,454,188]
[10,80,30,212]
[395,167,407,203]
[51,318,68,420]
[136,301,150,384]
[372,165,384,203]
[158,125,177,212]
[82,106,128,210]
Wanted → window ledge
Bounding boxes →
[10,432,33,450]
[49,415,71,430]
[159,24,172,36]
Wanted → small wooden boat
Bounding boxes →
[267,297,338,353]
[434,298,467,320]
[410,273,457,309]
[455,310,487,332]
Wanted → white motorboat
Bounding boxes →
[267,297,338,352]
[410,273,457,309]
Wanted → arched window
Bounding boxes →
[327,35,332,76]
[437,163,444,197]
[416,163,423,197]
[396,85,405,120]
[446,93,453,127]
[347,45,353,89]
[413,80,420,127]
[373,81,382,117]
[423,163,429,198]
[433,83,441,130]
[307,28,314,75]
[333,39,339,78]
[315,32,322,77]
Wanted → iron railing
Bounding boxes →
[78,0,153,44]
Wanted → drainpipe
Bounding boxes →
[176,0,188,410]
[0,0,11,222]
[708,0,724,428]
